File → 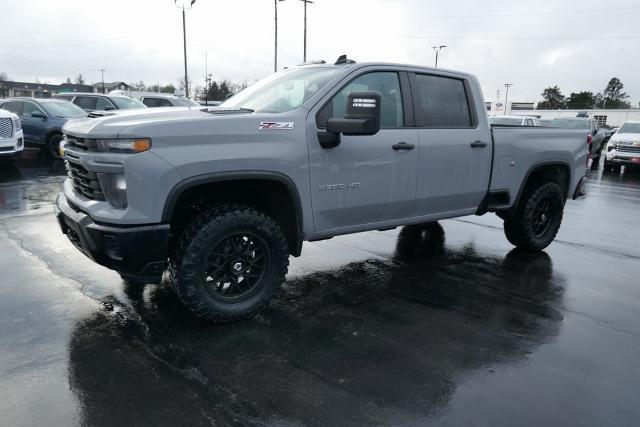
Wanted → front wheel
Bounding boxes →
[504,182,564,251]
[170,204,289,322]
[47,133,63,158]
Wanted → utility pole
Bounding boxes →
[274,0,286,72]
[205,51,208,106]
[299,0,314,62]
[99,68,106,93]
[504,83,513,115]
[175,0,196,98]
[431,45,446,68]
[496,89,500,113]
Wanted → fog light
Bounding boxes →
[97,173,128,209]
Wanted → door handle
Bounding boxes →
[392,142,415,151]
[470,140,488,148]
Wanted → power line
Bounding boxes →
[1,37,127,50]
[405,6,640,20]
[399,34,640,41]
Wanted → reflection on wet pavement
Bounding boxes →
[1,155,640,425]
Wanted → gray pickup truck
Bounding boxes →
[55,57,588,322]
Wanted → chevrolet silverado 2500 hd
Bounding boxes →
[55,58,588,322]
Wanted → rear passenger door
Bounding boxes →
[410,72,492,217]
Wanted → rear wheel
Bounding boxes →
[503,182,564,251]
[170,204,289,322]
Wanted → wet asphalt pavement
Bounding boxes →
[1,149,640,426]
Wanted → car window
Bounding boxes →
[0,101,23,115]
[74,96,97,111]
[413,74,472,128]
[95,97,115,111]
[55,94,75,101]
[319,72,403,128]
[23,101,44,116]
[143,97,173,107]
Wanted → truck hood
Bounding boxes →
[610,133,640,143]
[62,106,255,138]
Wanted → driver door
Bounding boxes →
[307,70,419,233]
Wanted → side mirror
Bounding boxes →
[319,91,381,149]
[31,111,46,119]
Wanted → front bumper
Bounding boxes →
[606,149,640,166]
[0,135,24,159]
[54,192,170,283]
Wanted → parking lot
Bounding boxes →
[1,150,639,425]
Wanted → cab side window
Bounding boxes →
[318,72,403,128]
[412,74,473,128]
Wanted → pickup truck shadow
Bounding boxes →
[67,223,565,425]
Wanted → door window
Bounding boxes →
[96,97,115,111]
[143,97,173,107]
[318,72,403,128]
[23,102,43,116]
[74,96,97,110]
[1,101,23,115]
[413,74,473,128]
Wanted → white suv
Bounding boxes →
[604,121,640,173]
[0,108,24,165]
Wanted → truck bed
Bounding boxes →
[489,126,588,208]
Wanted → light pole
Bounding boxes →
[299,0,313,62]
[274,0,286,72]
[504,83,513,115]
[432,45,446,68]
[175,0,196,98]
[99,68,106,93]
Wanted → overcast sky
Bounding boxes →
[1,0,639,104]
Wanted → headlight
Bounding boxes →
[59,140,66,157]
[95,138,151,154]
[12,117,21,131]
[97,173,128,209]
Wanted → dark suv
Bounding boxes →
[550,117,605,168]
[53,92,146,113]
[0,98,86,157]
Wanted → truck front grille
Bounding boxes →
[64,134,97,151]
[617,145,640,154]
[66,160,105,201]
[0,118,13,138]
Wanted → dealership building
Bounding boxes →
[0,81,130,98]
[486,100,640,126]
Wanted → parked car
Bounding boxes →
[139,94,200,108]
[489,115,541,126]
[604,121,640,173]
[0,108,24,165]
[599,124,616,144]
[0,98,86,157]
[550,117,604,168]
[56,58,588,322]
[53,92,146,113]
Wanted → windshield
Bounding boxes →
[550,118,589,129]
[490,117,523,125]
[40,100,87,118]
[222,67,342,113]
[111,97,146,109]
[618,123,640,134]
[173,97,200,107]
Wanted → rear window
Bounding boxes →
[143,97,173,108]
[413,74,473,128]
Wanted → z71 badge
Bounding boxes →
[259,121,294,130]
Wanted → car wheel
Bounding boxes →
[503,181,564,251]
[590,153,600,169]
[47,133,63,158]
[170,204,289,322]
